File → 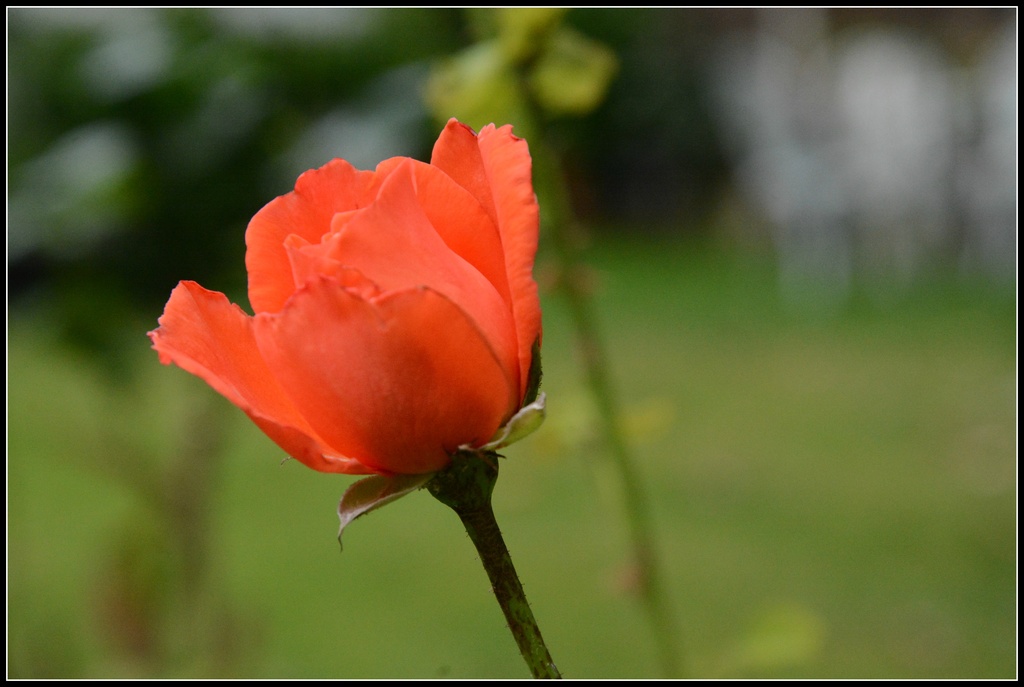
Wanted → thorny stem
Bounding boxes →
[428,451,561,679]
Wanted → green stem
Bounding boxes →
[428,451,561,679]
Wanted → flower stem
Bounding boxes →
[428,451,561,679]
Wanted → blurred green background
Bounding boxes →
[7,8,1016,678]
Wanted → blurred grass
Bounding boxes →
[7,236,1016,678]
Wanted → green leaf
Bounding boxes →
[495,7,568,62]
[425,41,532,136]
[336,472,434,549]
[529,28,618,116]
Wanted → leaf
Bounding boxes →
[529,28,618,116]
[336,472,434,549]
[425,41,531,136]
[495,7,568,62]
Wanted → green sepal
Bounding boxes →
[472,335,545,451]
[480,392,546,451]
[523,336,543,407]
[336,472,434,550]
[426,448,499,513]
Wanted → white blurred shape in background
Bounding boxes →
[711,11,1016,309]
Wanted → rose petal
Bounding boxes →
[404,159,513,309]
[252,279,518,475]
[431,120,498,220]
[149,281,371,474]
[431,119,542,401]
[323,161,520,391]
[245,159,380,314]
[284,234,381,300]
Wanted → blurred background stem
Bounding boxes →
[494,13,684,675]
[529,129,684,679]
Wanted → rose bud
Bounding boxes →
[150,119,542,476]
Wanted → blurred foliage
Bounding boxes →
[13,8,1010,362]
[428,8,618,129]
[9,9,465,362]
[8,9,738,360]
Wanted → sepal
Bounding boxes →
[337,472,434,548]
[477,392,547,451]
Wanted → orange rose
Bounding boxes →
[149,119,542,476]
